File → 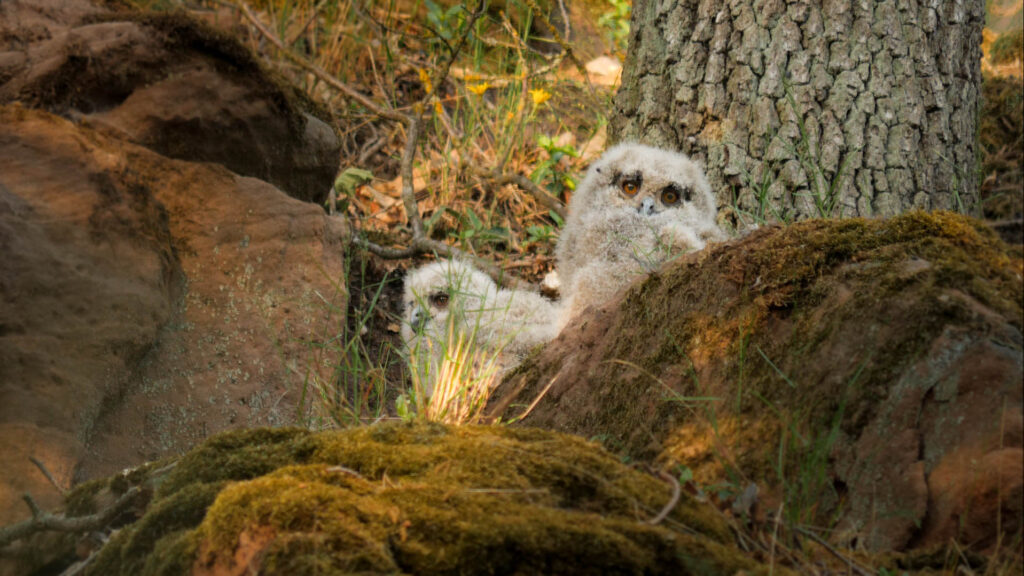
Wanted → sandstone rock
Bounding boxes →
[0,0,348,541]
[0,0,101,46]
[0,2,338,203]
[0,105,348,536]
[495,213,1024,552]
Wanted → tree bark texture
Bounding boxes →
[610,0,984,220]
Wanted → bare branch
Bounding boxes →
[0,488,141,549]
[353,234,534,291]
[357,131,390,165]
[237,2,409,124]
[647,470,682,526]
[353,236,418,259]
[414,237,534,290]
[29,457,66,496]
[240,0,536,289]
[399,112,426,239]
[353,0,536,291]
[486,171,567,220]
[447,54,564,88]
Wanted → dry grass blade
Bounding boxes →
[795,526,874,576]
[416,333,499,425]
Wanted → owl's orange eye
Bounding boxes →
[620,175,642,196]
[661,184,688,206]
[429,292,449,308]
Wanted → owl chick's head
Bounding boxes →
[400,259,498,348]
[571,142,717,222]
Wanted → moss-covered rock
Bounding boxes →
[83,423,777,575]
[495,211,1024,552]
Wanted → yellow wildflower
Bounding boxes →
[529,88,551,106]
[418,68,432,93]
[467,82,490,96]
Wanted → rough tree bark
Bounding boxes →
[610,0,984,221]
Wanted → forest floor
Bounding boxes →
[166,0,633,426]
[2,1,1020,573]
[118,0,1021,421]
[114,0,1023,437]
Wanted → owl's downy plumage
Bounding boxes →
[556,143,726,323]
[401,259,559,395]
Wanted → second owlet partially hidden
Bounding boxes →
[555,142,727,324]
[401,259,559,396]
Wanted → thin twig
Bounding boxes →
[768,502,783,576]
[58,545,101,576]
[353,235,533,291]
[486,171,567,219]
[399,111,426,238]
[486,373,560,424]
[509,373,559,422]
[325,465,364,479]
[285,0,329,48]
[0,488,140,549]
[237,1,408,123]
[647,469,682,525]
[419,1,487,105]
[447,54,564,88]
[29,457,67,496]
[520,0,595,97]
[795,526,874,576]
[353,236,418,259]
[357,130,390,165]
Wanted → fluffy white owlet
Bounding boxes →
[401,259,559,395]
[555,142,726,323]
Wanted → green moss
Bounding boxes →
[124,483,224,561]
[158,427,313,497]
[64,478,108,517]
[505,211,1021,526]
[85,482,219,576]
[142,530,199,576]
[716,214,1013,471]
[86,422,777,575]
[87,525,134,576]
[196,467,398,573]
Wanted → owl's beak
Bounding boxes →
[639,197,657,216]
[409,305,430,334]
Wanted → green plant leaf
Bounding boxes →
[334,167,374,197]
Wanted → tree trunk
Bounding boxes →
[610,0,984,221]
